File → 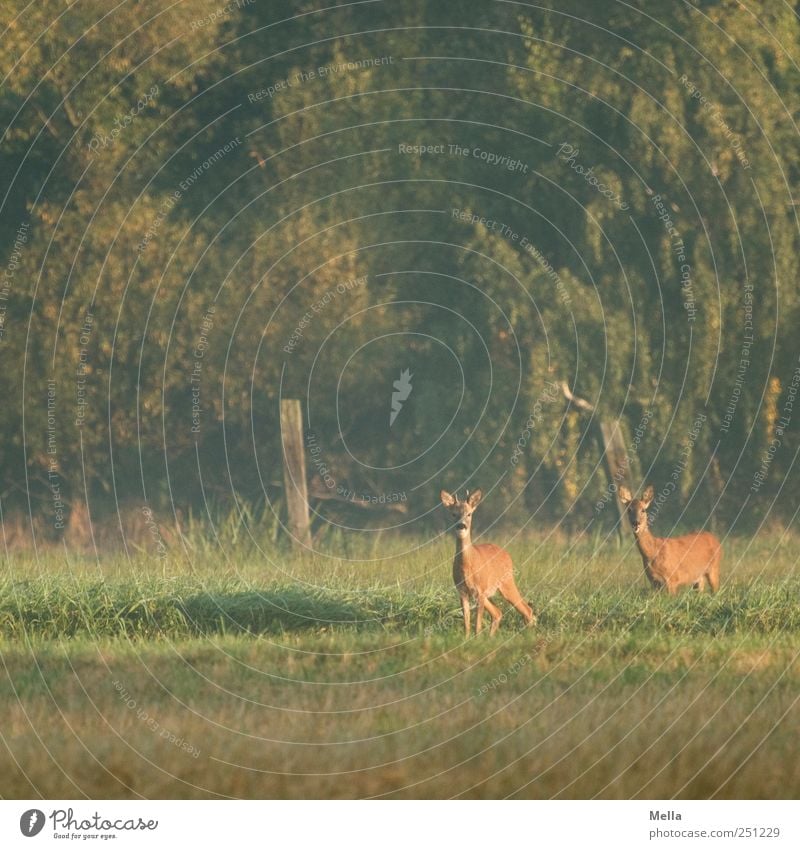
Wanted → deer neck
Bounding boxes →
[633,525,660,562]
[454,533,477,569]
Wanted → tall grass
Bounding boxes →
[1,530,798,799]
[1,531,799,640]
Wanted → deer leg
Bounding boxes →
[475,597,485,634]
[483,597,503,636]
[460,595,471,636]
[707,558,720,593]
[499,581,535,626]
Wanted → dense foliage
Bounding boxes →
[1,1,798,541]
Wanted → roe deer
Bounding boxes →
[440,488,535,635]
[619,485,721,594]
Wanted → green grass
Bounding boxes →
[1,576,799,640]
[1,531,798,798]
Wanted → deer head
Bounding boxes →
[618,485,654,534]
[440,488,483,540]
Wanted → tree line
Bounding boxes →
[1,1,798,544]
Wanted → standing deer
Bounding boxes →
[618,485,721,594]
[440,488,535,635]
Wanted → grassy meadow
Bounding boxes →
[1,525,798,799]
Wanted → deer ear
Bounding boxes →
[618,486,633,505]
[440,490,456,507]
[467,488,482,508]
[641,485,654,507]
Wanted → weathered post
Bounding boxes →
[561,382,632,541]
[599,418,632,542]
[280,398,312,548]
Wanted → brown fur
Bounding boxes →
[440,488,535,635]
[619,485,722,594]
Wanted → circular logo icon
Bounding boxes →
[19,809,45,837]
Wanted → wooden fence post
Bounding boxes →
[280,399,312,548]
[561,382,633,541]
[599,419,633,542]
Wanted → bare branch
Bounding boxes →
[560,380,595,413]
